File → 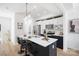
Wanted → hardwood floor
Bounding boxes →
[0,41,79,56]
[0,41,19,56]
[57,48,79,56]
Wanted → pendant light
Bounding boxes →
[24,3,33,37]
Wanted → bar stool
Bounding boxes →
[17,37,24,54]
[17,37,31,56]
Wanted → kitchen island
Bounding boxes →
[19,36,58,56]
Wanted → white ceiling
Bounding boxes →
[27,3,63,20]
[62,3,73,11]
[0,3,26,12]
[0,3,73,20]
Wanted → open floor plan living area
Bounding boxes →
[0,3,79,56]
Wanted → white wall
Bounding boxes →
[0,17,11,42]
[64,6,79,51]
[0,10,16,44]
[0,17,11,32]
[15,12,26,37]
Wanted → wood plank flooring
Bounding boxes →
[57,48,79,56]
[0,41,79,56]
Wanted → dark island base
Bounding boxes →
[29,41,57,56]
[40,34,63,49]
[48,36,63,49]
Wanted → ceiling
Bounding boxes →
[0,3,73,20]
[27,3,63,20]
[0,3,26,12]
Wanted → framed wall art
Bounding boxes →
[69,19,79,33]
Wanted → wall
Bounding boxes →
[64,6,79,51]
[0,10,16,44]
[0,17,11,42]
[0,17,11,32]
[15,12,26,37]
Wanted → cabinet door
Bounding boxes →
[56,36,63,49]
[49,42,57,56]
[29,41,57,56]
[48,36,63,49]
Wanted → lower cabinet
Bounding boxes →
[48,36,63,49]
[30,41,57,56]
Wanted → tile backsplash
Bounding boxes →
[54,24,63,31]
[46,24,63,36]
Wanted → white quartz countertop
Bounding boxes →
[19,36,58,47]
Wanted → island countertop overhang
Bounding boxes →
[19,36,58,47]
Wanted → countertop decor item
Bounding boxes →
[43,29,48,41]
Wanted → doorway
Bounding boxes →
[0,17,11,43]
